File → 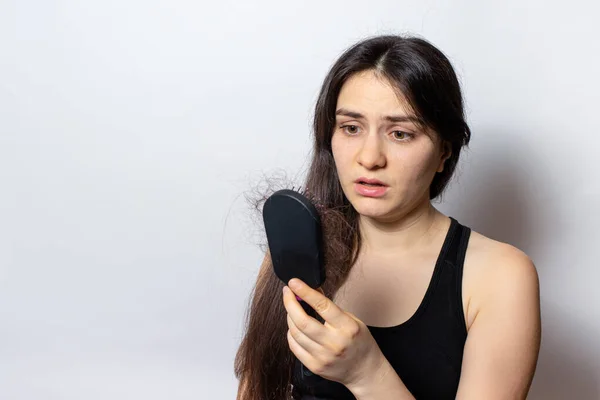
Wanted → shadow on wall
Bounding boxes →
[442,132,599,399]
[528,305,599,400]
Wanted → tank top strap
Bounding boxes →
[443,217,471,269]
[436,216,471,334]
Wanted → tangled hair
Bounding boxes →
[234,34,471,399]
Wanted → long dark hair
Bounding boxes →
[234,34,471,400]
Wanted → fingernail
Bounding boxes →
[295,295,303,302]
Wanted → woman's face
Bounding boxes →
[331,70,449,222]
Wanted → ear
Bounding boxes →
[437,142,452,173]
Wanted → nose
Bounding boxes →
[357,131,386,169]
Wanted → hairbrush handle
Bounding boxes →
[297,296,326,378]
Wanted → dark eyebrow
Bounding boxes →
[335,108,424,124]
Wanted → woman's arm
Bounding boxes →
[456,245,541,399]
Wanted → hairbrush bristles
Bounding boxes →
[300,187,326,213]
[285,186,326,213]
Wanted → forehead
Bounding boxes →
[336,70,412,115]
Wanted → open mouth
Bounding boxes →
[357,179,387,187]
[354,180,388,197]
[359,183,384,187]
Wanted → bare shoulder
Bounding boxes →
[456,228,541,397]
[462,229,540,330]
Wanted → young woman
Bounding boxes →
[234,34,541,400]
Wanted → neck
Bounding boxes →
[358,199,448,256]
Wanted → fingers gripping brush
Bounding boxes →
[262,188,329,383]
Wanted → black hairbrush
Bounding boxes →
[263,188,350,397]
[262,188,327,380]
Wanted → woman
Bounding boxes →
[234,34,541,399]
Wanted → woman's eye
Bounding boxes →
[392,131,413,141]
[341,125,360,135]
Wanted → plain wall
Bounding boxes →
[1,0,598,398]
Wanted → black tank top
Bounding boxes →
[292,217,471,400]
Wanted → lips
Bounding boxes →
[355,177,388,186]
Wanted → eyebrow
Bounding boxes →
[335,108,424,124]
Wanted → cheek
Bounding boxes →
[392,146,439,182]
[415,152,442,182]
[331,135,349,172]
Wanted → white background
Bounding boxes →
[2,1,599,399]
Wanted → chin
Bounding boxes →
[350,198,395,218]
